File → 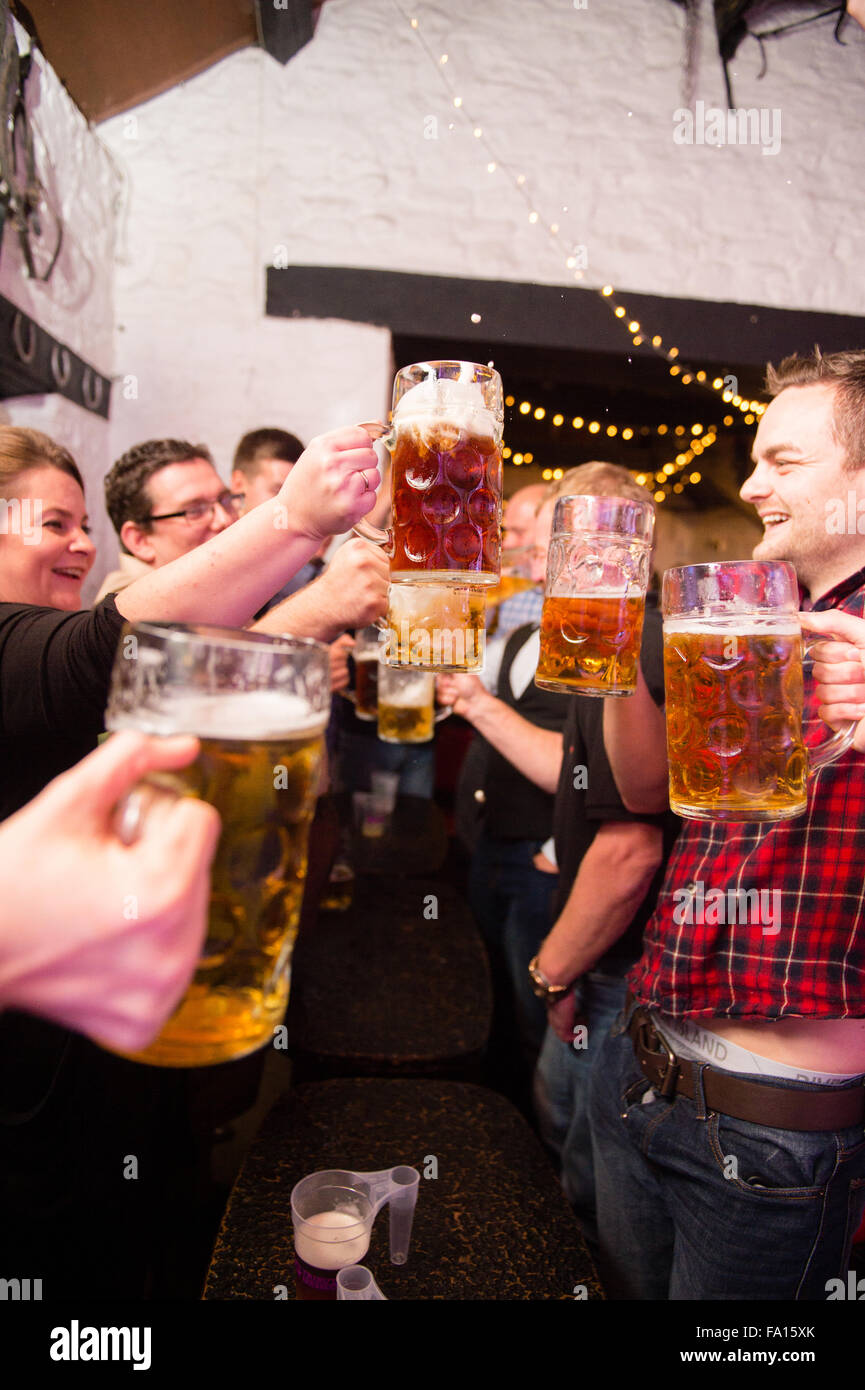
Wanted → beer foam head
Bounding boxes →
[394,374,498,439]
[108,689,328,740]
[664,617,801,637]
[380,671,434,706]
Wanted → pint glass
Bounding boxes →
[535,494,654,697]
[105,622,330,1065]
[662,561,856,821]
[377,664,435,744]
[356,360,504,585]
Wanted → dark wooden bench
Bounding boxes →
[204,1077,602,1301]
[285,873,492,1081]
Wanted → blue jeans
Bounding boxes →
[337,730,434,799]
[589,997,865,1300]
[533,971,628,1249]
[468,834,558,1072]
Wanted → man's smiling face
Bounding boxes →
[739,382,865,599]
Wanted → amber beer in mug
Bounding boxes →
[663,561,855,822]
[377,664,435,744]
[105,623,330,1066]
[352,626,382,720]
[355,660,379,719]
[355,360,503,584]
[383,581,486,672]
[535,494,654,697]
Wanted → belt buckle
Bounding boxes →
[636,1017,680,1097]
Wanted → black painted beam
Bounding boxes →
[255,0,317,66]
[0,293,111,417]
[266,264,865,369]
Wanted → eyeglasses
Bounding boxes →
[145,493,245,525]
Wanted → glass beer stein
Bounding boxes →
[662,561,856,822]
[535,494,654,696]
[377,664,436,744]
[382,580,486,672]
[352,625,382,720]
[357,360,504,586]
[105,622,330,1065]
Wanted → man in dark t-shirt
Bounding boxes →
[453,620,568,1111]
[440,465,680,1250]
[533,589,679,1247]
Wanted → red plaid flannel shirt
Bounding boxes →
[629,565,865,1019]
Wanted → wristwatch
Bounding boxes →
[528,955,572,1004]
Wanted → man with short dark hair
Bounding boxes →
[595,348,865,1300]
[231,427,305,512]
[229,427,325,609]
[97,439,242,599]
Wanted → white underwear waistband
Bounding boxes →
[651,1011,864,1088]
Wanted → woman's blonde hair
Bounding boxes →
[0,427,84,494]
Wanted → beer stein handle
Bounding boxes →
[352,420,395,553]
[803,636,858,772]
[350,1165,420,1266]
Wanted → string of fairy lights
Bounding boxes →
[396,2,767,503]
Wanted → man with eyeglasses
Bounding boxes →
[96,439,242,600]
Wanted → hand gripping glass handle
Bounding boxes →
[353,420,395,554]
[803,634,857,772]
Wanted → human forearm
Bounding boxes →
[603,667,669,812]
[537,822,663,984]
[253,576,348,643]
[252,539,388,642]
[467,690,563,794]
[115,428,379,630]
[117,500,317,628]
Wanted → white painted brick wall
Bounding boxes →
[9,0,860,588]
[0,24,120,601]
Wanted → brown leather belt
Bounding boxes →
[626,998,865,1132]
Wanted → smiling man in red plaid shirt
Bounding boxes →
[590,350,865,1301]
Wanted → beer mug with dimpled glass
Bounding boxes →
[356,361,503,671]
[376,663,435,744]
[535,494,654,697]
[105,622,330,1065]
[662,560,855,821]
